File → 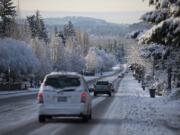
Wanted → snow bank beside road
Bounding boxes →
[90,73,180,135]
[118,74,180,135]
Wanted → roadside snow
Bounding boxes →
[90,73,180,135]
[0,89,38,99]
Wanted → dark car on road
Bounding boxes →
[94,81,112,96]
[118,73,124,78]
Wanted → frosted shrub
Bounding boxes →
[0,38,40,79]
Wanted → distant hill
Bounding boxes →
[44,16,129,36]
[128,22,152,32]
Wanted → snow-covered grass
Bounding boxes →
[120,74,180,135]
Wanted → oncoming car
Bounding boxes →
[37,72,92,122]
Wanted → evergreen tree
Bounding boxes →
[27,11,48,43]
[0,0,16,37]
[27,15,37,38]
[140,0,180,47]
[57,31,66,45]
[55,21,76,45]
[63,21,76,40]
[140,0,180,89]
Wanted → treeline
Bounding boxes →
[138,0,180,89]
[0,0,120,83]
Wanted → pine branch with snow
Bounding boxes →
[140,0,180,46]
[139,17,180,47]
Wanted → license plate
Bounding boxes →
[57,96,67,102]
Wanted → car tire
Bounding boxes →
[108,93,111,97]
[88,113,92,120]
[39,115,46,123]
[82,115,89,122]
[88,109,92,120]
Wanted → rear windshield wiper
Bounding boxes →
[57,88,76,93]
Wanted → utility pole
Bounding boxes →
[8,66,11,90]
[17,0,21,19]
[151,56,155,77]
[167,67,172,94]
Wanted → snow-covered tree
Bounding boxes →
[63,21,76,40]
[139,0,180,89]
[30,38,53,79]
[89,36,124,61]
[27,11,48,43]
[85,47,118,72]
[62,37,85,72]
[0,0,16,37]
[55,21,76,46]
[140,0,180,47]
[85,48,103,72]
[76,30,90,55]
[49,33,85,73]
[140,43,168,59]
[0,38,40,80]
[10,19,32,42]
[49,34,67,70]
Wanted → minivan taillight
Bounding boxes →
[37,92,44,104]
[81,92,88,103]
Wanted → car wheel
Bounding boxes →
[88,109,92,120]
[39,115,46,123]
[108,93,111,97]
[82,115,88,122]
[88,113,92,120]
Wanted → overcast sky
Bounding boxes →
[14,0,152,24]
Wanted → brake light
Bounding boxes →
[37,92,44,104]
[81,92,88,103]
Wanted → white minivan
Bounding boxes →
[37,72,92,122]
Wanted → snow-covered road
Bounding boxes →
[0,74,121,134]
[0,73,179,135]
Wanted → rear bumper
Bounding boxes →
[94,91,111,94]
[39,104,88,116]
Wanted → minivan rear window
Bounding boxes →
[96,81,109,85]
[45,76,80,88]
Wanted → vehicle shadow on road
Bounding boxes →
[45,116,180,135]
[44,117,156,126]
